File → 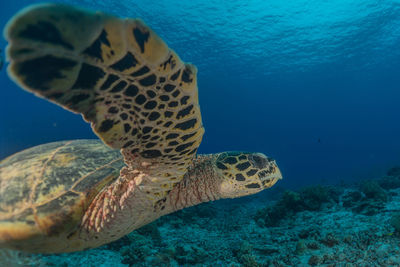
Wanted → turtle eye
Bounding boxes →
[249,153,273,170]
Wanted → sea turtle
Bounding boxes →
[0,4,282,253]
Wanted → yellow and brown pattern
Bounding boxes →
[0,140,124,252]
[214,152,281,198]
[5,3,204,202]
[1,4,283,253]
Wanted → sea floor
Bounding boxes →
[2,168,400,267]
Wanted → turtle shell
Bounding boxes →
[0,139,124,252]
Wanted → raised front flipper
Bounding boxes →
[5,4,204,204]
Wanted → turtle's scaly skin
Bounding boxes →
[162,152,281,214]
[0,140,281,253]
[0,3,282,253]
[5,3,204,205]
[0,140,124,252]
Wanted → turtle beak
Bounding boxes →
[258,156,282,189]
[268,163,282,185]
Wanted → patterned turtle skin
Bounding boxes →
[0,140,124,252]
[0,4,282,253]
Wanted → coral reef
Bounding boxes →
[254,185,338,227]
[341,180,389,216]
[2,166,400,266]
[254,190,302,227]
[387,166,400,177]
[379,176,400,190]
[169,244,208,265]
[342,190,362,207]
[390,213,400,233]
[376,167,400,190]
[233,241,260,267]
[361,180,388,202]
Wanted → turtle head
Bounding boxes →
[215,152,282,199]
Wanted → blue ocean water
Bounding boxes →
[0,0,399,190]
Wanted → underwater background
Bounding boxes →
[1,0,400,266]
[1,0,400,189]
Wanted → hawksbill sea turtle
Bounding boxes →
[0,3,282,253]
